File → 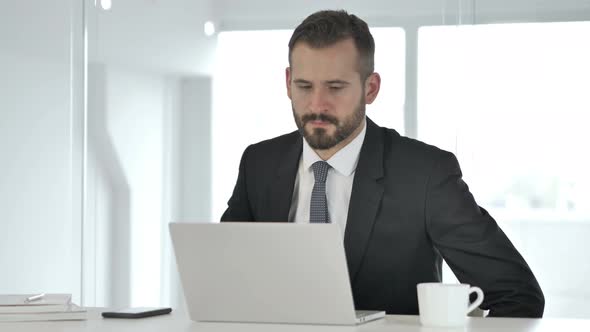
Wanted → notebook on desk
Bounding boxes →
[169,222,385,325]
[0,294,86,322]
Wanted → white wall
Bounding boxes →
[86,63,132,307]
[0,0,80,299]
[162,76,213,315]
[178,77,212,223]
[0,51,74,294]
[84,0,216,309]
[86,63,176,307]
[87,0,216,75]
[85,66,213,309]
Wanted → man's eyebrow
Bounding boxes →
[293,79,351,85]
[325,80,350,85]
[293,79,312,84]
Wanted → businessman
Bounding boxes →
[221,10,544,318]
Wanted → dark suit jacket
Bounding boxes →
[221,118,544,318]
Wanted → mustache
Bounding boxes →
[301,113,338,125]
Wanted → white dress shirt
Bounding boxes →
[288,119,367,237]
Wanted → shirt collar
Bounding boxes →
[302,118,367,176]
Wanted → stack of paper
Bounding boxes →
[0,294,87,322]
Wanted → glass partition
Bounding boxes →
[0,0,82,301]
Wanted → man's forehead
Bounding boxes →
[290,39,361,80]
[290,71,358,83]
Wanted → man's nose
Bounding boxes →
[309,88,329,112]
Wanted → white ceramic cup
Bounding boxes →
[417,283,484,327]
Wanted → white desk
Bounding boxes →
[1,309,589,332]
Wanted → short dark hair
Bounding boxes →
[288,10,375,80]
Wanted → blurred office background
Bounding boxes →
[1,0,589,318]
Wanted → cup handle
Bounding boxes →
[466,286,484,314]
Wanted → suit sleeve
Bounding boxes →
[221,145,254,222]
[425,151,544,318]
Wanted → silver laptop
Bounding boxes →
[169,222,385,325]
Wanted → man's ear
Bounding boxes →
[364,72,381,104]
[286,67,292,100]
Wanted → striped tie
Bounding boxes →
[310,161,330,223]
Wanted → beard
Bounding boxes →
[292,99,365,150]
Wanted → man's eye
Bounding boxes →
[329,86,344,91]
[297,85,312,90]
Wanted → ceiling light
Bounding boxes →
[100,0,112,10]
[204,21,215,37]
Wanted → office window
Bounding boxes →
[418,22,590,318]
[212,28,405,219]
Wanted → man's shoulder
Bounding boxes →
[240,130,302,169]
[372,125,458,178]
[250,131,301,151]
[375,124,452,161]
[247,131,301,158]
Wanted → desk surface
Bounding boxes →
[1,309,589,332]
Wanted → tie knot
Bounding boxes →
[311,161,330,184]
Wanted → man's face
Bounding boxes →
[287,39,377,151]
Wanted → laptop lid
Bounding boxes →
[170,222,363,325]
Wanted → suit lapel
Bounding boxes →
[344,118,385,283]
[267,132,302,222]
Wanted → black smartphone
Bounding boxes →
[102,307,172,319]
